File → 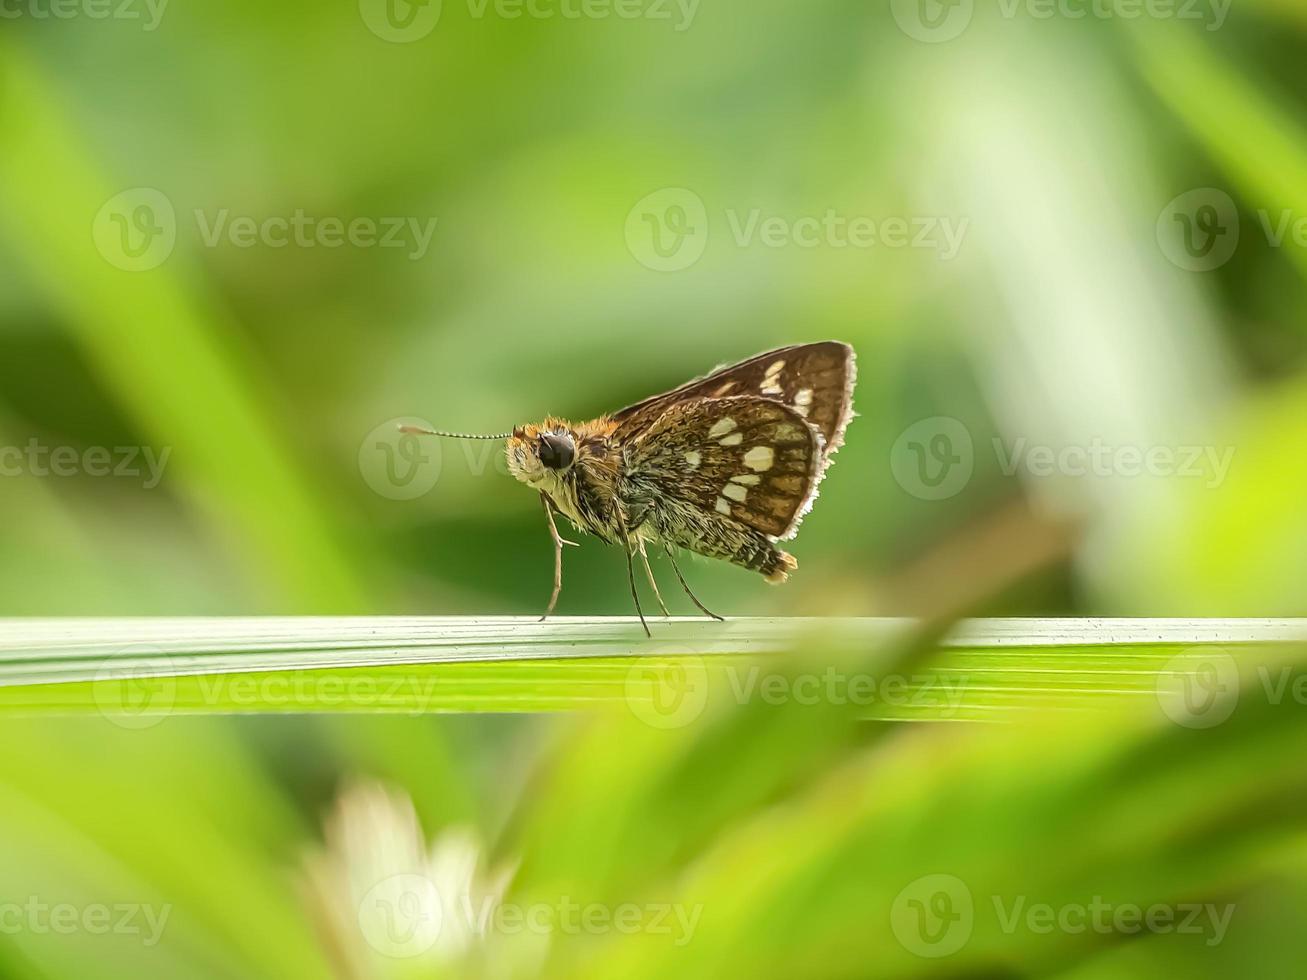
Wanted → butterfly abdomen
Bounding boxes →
[643,492,798,583]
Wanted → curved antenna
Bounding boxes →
[397,424,513,440]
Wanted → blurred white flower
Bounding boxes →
[303,781,523,979]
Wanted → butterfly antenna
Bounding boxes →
[397,425,513,440]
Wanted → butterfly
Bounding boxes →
[404,341,856,635]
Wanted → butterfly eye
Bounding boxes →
[537,432,575,470]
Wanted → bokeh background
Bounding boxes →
[2,1,1307,977]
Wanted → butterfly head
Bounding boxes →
[506,420,577,486]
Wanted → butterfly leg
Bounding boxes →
[638,542,671,618]
[665,545,725,622]
[616,511,651,637]
[539,491,578,622]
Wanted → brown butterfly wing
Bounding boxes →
[612,341,856,460]
[623,396,823,540]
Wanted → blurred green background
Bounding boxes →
[2,1,1307,977]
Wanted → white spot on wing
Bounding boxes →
[743,446,775,471]
[723,483,748,502]
[709,417,737,438]
[761,360,786,395]
[684,450,701,469]
[715,496,732,515]
[719,432,743,446]
[731,474,761,485]
[793,388,814,416]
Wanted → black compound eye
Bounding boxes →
[537,431,575,470]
